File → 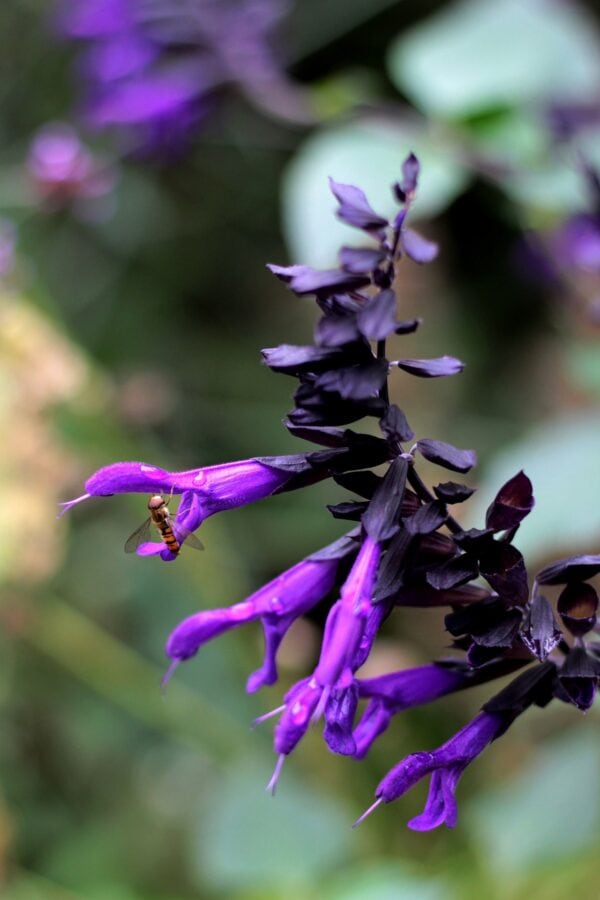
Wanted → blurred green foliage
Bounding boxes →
[1,0,600,898]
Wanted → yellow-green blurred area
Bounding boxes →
[1,0,600,897]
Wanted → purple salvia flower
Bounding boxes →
[352,658,530,758]
[59,455,324,558]
[355,663,557,831]
[321,595,393,756]
[267,535,381,776]
[165,538,351,687]
[313,535,382,694]
[61,457,289,503]
[355,710,509,832]
[62,154,600,834]
[352,664,472,759]
[60,449,381,559]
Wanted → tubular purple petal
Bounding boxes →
[166,549,342,669]
[353,665,468,757]
[69,457,295,516]
[408,768,462,831]
[353,701,392,759]
[246,615,293,693]
[371,711,508,830]
[136,542,177,561]
[323,682,359,755]
[166,605,254,661]
[274,678,323,755]
[313,537,382,689]
[357,664,468,707]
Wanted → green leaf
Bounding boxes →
[191,759,353,892]
[467,726,600,873]
[565,340,600,396]
[501,163,590,218]
[468,413,600,563]
[325,863,449,900]
[282,121,469,267]
[388,0,600,119]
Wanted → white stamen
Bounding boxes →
[265,753,286,795]
[311,685,331,723]
[251,705,286,729]
[161,659,180,693]
[352,797,383,829]
[56,493,91,517]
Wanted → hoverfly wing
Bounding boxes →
[173,522,205,551]
[124,517,153,553]
[182,531,205,551]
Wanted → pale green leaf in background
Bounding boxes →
[325,862,449,900]
[468,413,600,564]
[467,726,600,873]
[282,120,469,267]
[388,0,600,120]
[191,761,353,892]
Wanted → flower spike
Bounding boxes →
[70,154,597,837]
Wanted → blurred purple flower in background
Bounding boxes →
[58,0,312,155]
[516,161,600,324]
[27,122,116,218]
[553,164,600,274]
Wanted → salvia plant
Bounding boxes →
[61,155,600,832]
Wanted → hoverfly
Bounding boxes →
[124,494,204,556]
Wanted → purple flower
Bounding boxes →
[555,213,600,273]
[313,536,382,692]
[353,664,475,759]
[59,0,308,155]
[355,662,557,830]
[353,657,532,759]
[62,154,600,834]
[165,536,353,689]
[27,123,115,215]
[59,457,310,559]
[269,535,382,767]
[355,711,509,832]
